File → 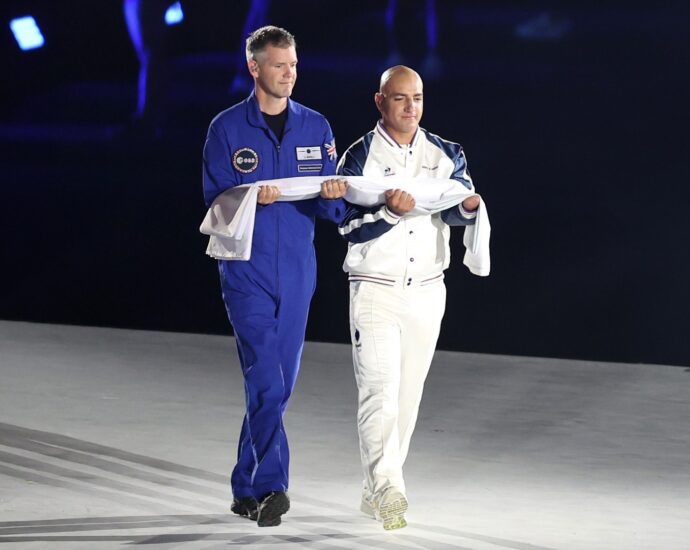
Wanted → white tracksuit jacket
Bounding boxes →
[337,121,477,284]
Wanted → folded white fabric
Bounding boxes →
[199,176,491,276]
[462,199,491,276]
[202,185,260,260]
[251,175,473,213]
[344,176,474,214]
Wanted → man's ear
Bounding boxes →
[248,59,259,77]
[374,92,383,112]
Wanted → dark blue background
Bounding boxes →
[1,1,688,366]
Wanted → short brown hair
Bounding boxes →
[245,25,296,61]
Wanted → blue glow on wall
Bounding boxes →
[10,16,45,51]
[164,2,184,25]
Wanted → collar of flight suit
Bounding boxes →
[245,89,297,140]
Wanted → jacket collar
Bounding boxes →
[375,120,421,150]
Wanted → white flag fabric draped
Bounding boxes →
[200,176,490,276]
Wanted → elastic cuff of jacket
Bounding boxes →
[458,204,478,219]
[383,206,402,224]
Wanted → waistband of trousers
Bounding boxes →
[348,272,444,288]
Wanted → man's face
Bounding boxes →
[249,45,298,100]
[375,72,423,141]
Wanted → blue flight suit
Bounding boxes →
[202,91,345,499]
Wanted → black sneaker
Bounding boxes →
[257,491,290,527]
[231,496,259,521]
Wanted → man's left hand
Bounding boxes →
[320,178,348,199]
[462,195,481,212]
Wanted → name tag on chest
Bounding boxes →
[296,146,322,160]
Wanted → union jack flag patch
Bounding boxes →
[324,139,337,161]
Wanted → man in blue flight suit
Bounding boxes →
[202,26,347,527]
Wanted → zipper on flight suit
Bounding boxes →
[268,123,290,299]
[273,139,281,296]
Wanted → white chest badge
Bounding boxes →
[232,148,259,173]
[296,146,322,161]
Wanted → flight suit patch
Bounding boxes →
[232,148,259,173]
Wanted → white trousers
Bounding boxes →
[349,279,446,499]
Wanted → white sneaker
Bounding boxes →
[375,488,408,530]
[360,496,376,519]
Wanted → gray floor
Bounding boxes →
[0,321,688,549]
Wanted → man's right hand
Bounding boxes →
[257,185,281,205]
[385,189,416,216]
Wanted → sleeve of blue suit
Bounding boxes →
[305,119,347,223]
[202,124,239,208]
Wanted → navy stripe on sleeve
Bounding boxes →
[422,129,473,190]
[338,203,399,243]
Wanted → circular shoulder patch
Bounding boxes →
[232,147,259,173]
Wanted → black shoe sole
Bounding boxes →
[231,498,258,521]
[257,493,290,527]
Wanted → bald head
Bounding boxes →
[379,65,423,94]
[375,65,424,145]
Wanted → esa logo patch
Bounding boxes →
[232,147,259,173]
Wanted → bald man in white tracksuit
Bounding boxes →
[336,66,482,530]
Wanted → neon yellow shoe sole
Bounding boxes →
[378,493,408,530]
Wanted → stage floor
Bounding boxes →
[0,321,688,549]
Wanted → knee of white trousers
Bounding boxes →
[357,387,399,455]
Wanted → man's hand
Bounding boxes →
[257,185,281,205]
[385,189,416,216]
[462,195,480,212]
[320,178,348,199]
